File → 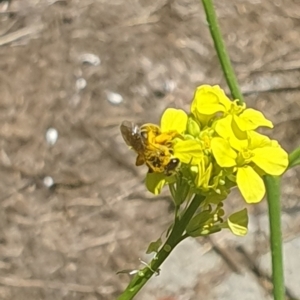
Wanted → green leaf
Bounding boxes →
[186,210,212,237]
[146,238,162,254]
[145,173,167,195]
[288,146,300,169]
[227,208,248,236]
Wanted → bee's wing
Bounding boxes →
[120,121,137,146]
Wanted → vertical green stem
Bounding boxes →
[201,0,244,104]
[264,176,285,300]
[200,1,285,299]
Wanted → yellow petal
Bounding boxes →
[214,115,233,139]
[248,131,271,149]
[211,137,237,167]
[252,146,289,175]
[238,108,273,130]
[173,139,203,164]
[191,85,228,115]
[160,108,188,133]
[236,166,265,203]
[215,116,248,150]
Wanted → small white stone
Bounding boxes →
[79,53,101,66]
[106,91,123,105]
[46,128,58,145]
[164,79,176,93]
[0,1,9,12]
[76,78,87,90]
[43,176,54,188]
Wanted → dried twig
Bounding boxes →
[0,24,43,46]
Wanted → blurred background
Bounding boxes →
[0,0,300,299]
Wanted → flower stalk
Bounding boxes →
[200,1,286,299]
[117,194,204,300]
[264,176,285,300]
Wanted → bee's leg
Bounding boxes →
[136,154,145,166]
[146,163,154,173]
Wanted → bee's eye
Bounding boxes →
[168,158,180,169]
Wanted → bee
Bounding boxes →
[120,121,180,175]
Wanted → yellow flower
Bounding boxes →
[191,85,230,127]
[122,84,289,208]
[214,104,273,149]
[211,131,288,203]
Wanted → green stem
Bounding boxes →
[201,1,285,299]
[264,175,285,300]
[201,0,244,104]
[117,194,204,300]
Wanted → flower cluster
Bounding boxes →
[145,85,288,204]
[121,85,288,236]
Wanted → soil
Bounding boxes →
[0,0,300,299]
